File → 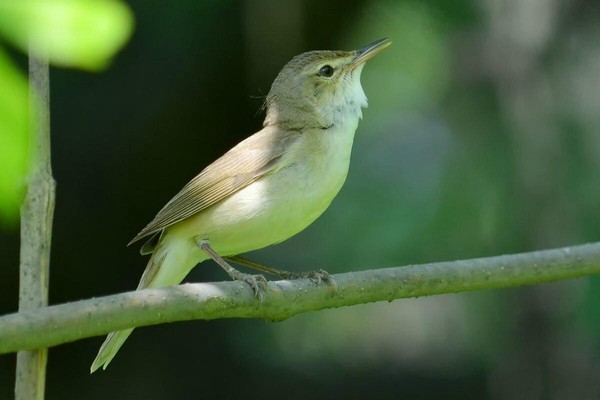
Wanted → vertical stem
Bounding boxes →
[15,53,54,400]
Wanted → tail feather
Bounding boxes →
[90,237,200,373]
[90,329,134,372]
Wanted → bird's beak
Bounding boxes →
[352,38,391,66]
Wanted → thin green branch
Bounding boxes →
[1,242,599,355]
[15,54,54,399]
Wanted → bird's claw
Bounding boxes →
[232,271,268,299]
[301,269,332,284]
[281,268,335,286]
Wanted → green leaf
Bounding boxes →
[0,0,134,70]
[0,47,29,226]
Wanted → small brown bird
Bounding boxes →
[91,38,391,372]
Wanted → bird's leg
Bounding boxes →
[224,255,295,277]
[225,255,333,284]
[197,241,267,298]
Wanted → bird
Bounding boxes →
[91,38,391,372]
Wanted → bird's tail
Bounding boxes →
[90,237,199,373]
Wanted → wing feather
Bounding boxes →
[129,127,297,245]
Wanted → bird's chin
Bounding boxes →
[316,72,368,127]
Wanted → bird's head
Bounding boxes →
[264,38,391,130]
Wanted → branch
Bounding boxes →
[1,242,599,354]
[15,54,54,399]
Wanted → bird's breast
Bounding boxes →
[287,122,359,199]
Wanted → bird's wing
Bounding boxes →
[129,126,297,245]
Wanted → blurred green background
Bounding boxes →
[2,0,600,398]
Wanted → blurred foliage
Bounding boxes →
[0,0,132,225]
[0,48,29,225]
[1,0,600,399]
[0,0,133,69]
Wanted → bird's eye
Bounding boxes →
[318,65,334,77]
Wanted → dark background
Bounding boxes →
[2,0,600,398]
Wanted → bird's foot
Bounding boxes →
[222,255,337,291]
[280,269,334,285]
[228,269,269,299]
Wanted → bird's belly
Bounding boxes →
[171,148,351,256]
